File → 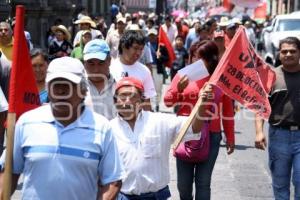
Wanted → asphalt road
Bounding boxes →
[12,86,275,200]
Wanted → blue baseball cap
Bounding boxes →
[83,39,110,61]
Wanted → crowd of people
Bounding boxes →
[0,7,299,200]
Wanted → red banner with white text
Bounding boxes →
[209,26,276,119]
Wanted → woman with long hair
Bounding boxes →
[164,40,235,200]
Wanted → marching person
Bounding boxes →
[255,37,300,200]
[71,30,92,62]
[164,40,235,200]
[30,48,49,104]
[110,30,156,111]
[83,39,117,120]
[48,25,73,61]
[73,16,103,47]
[111,76,214,200]
[0,57,123,200]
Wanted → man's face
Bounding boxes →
[82,33,92,45]
[32,55,48,82]
[148,34,157,43]
[279,43,300,68]
[165,20,171,27]
[226,26,237,39]
[115,86,142,120]
[55,31,65,41]
[214,37,225,48]
[0,24,12,42]
[117,22,126,32]
[48,78,85,118]
[79,23,90,30]
[175,37,184,48]
[122,42,144,63]
[84,57,111,82]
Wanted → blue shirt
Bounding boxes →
[7,105,123,200]
[185,29,200,50]
[39,90,49,104]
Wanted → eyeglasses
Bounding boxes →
[0,28,8,32]
[280,49,298,55]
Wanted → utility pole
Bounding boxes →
[156,0,164,24]
[185,0,188,12]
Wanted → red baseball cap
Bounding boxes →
[115,77,144,93]
[213,30,225,39]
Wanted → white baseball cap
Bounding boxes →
[46,57,85,84]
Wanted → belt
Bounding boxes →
[119,186,171,200]
[275,125,300,131]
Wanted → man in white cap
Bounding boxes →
[106,16,127,59]
[0,57,123,200]
[83,39,117,120]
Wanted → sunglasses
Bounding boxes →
[280,49,297,55]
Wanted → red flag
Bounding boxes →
[8,5,40,119]
[158,26,176,68]
[209,26,276,119]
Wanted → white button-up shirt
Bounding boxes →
[110,110,200,195]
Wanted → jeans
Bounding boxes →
[268,126,300,200]
[176,133,222,200]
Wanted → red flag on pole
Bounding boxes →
[3,6,41,199]
[209,26,276,119]
[8,6,40,119]
[158,26,176,68]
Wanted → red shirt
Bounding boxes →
[164,74,235,144]
[177,25,189,42]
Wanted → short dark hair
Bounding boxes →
[189,40,219,75]
[30,48,49,62]
[279,37,300,50]
[118,30,146,55]
[205,18,216,27]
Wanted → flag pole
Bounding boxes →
[172,97,203,150]
[2,5,26,199]
[2,113,16,200]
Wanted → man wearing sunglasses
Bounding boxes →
[255,37,300,200]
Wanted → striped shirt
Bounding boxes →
[110,110,200,195]
[4,105,123,200]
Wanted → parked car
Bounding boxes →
[262,14,300,66]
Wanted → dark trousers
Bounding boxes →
[176,133,222,200]
[118,186,171,200]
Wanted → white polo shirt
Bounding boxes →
[110,58,157,99]
[110,110,200,195]
[2,105,123,200]
[0,87,8,112]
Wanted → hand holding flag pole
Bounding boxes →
[2,5,40,200]
[172,26,276,150]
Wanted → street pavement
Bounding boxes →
[12,84,275,200]
[160,85,274,200]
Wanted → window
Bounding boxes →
[276,19,300,31]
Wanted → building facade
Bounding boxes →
[0,0,111,48]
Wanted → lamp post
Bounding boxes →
[185,0,188,12]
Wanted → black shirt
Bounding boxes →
[268,66,300,126]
